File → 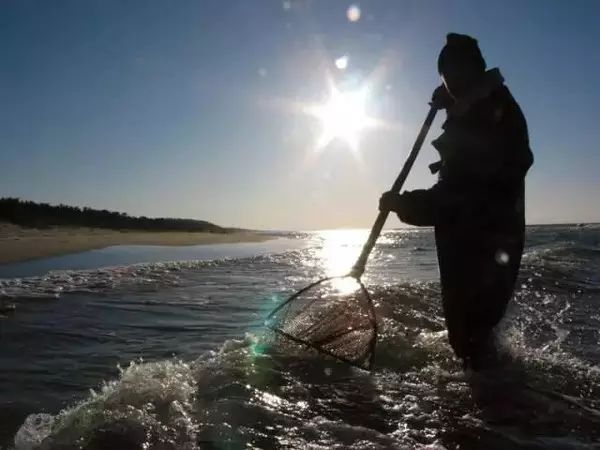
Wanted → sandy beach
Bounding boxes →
[0,222,273,264]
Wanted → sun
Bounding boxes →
[309,86,374,151]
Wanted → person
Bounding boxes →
[379,33,533,371]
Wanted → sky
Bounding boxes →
[1,0,599,230]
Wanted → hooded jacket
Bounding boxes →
[399,68,533,233]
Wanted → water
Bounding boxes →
[0,237,304,279]
[1,225,599,449]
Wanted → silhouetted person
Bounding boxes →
[380,33,533,370]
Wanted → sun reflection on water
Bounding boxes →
[316,229,368,294]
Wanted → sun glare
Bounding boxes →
[310,86,373,151]
[316,229,368,294]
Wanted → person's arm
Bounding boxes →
[379,189,436,226]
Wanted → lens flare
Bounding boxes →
[347,4,361,22]
[335,55,349,70]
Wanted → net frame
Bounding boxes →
[265,275,378,370]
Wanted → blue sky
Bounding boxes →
[1,0,599,229]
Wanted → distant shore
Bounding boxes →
[0,223,273,264]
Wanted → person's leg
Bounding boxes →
[463,232,524,370]
[436,227,478,364]
[440,257,481,364]
[442,288,470,360]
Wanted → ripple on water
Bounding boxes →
[5,227,600,449]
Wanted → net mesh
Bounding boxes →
[266,276,377,370]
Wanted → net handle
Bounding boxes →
[350,106,437,279]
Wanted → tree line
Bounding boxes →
[0,198,228,233]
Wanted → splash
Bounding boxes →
[15,360,198,450]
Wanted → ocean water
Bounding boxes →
[0,225,599,449]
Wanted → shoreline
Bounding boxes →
[0,223,273,265]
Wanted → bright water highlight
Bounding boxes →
[1,226,599,449]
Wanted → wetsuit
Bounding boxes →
[398,69,533,368]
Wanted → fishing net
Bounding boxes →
[265,276,377,370]
[264,107,437,370]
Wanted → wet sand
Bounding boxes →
[0,222,272,264]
